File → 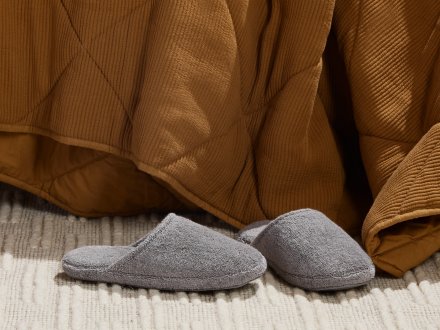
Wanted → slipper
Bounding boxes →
[62,213,267,291]
[236,209,375,291]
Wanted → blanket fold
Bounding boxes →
[0,0,439,276]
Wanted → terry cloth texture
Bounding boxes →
[1,186,440,329]
[237,209,375,291]
[62,213,267,291]
[236,220,271,245]
[0,1,440,277]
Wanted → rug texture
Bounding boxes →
[1,184,440,330]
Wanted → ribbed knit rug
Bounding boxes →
[1,183,439,330]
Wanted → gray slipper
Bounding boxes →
[236,209,375,291]
[62,213,267,291]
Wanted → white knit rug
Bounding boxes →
[0,184,440,330]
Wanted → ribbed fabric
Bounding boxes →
[1,186,440,329]
[0,0,439,276]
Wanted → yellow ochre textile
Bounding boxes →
[0,0,439,276]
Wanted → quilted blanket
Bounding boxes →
[0,0,439,277]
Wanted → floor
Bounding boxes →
[0,183,439,329]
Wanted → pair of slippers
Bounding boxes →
[62,209,375,292]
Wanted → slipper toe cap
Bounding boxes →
[252,209,375,291]
[107,215,268,290]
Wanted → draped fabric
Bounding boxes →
[0,0,439,276]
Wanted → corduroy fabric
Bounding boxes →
[0,0,439,276]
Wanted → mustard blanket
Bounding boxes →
[0,0,439,277]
